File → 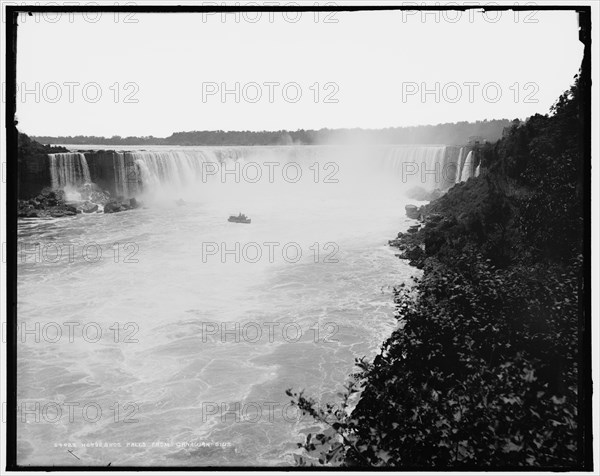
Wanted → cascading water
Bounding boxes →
[383,146,451,190]
[456,147,465,182]
[113,152,130,198]
[128,150,218,193]
[459,150,474,182]
[50,145,477,203]
[48,152,91,189]
[109,147,325,198]
[23,143,475,465]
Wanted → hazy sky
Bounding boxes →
[15,9,583,137]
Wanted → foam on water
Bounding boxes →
[18,146,420,466]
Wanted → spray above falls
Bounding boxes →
[43,145,480,203]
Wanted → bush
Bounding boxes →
[287,73,585,468]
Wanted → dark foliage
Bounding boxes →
[287,73,585,468]
[17,132,69,198]
[17,132,68,159]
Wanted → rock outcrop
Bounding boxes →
[17,188,78,218]
[104,197,142,214]
[17,133,69,198]
[405,186,444,202]
[405,204,421,219]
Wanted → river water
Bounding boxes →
[16,145,419,466]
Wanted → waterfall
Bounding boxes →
[128,150,219,195]
[48,153,91,189]
[456,148,465,182]
[475,163,481,177]
[71,146,323,199]
[52,145,477,200]
[123,147,326,196]
[383,146,451,190]
[459,151,474,182]
[113,152,130,198]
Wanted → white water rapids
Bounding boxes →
[17,145,456,466]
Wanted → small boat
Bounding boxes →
[228,212,251,224]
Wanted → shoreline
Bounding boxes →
[287,74,585,468]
